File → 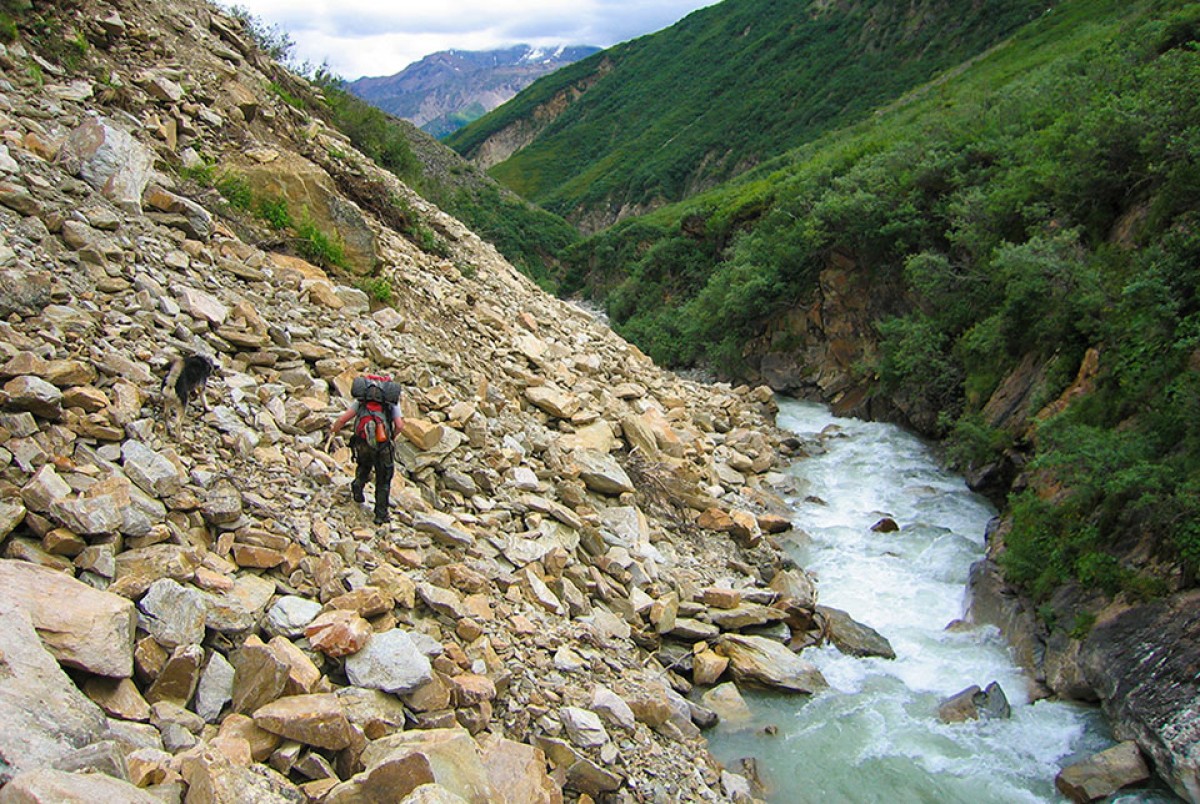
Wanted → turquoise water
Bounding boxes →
[706,400,1172,803]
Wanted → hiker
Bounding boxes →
[327,375,404,524]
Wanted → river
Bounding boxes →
[706,399,1174,803]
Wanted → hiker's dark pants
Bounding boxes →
[352,439,393,518]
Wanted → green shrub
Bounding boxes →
[216,173,253,211]
[356,276,392,304]
[255,196,292,230]
[414,224,449,258]
[227,5,294,62]
[942,412,1012,473]
[0,0,27,40]
[179,162,216,187]
[1068,611,1096,640]
[268,81,304,109]
[295,215,346,269]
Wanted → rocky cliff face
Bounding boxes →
[0,0,854,801]
[347,46,601,139]
[744,254,911,426]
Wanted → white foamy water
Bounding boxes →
[706,399,1174,803]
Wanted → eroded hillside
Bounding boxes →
[0,0,842,801]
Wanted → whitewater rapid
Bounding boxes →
[706,399,1173,803]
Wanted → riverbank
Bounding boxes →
[709,400,1179,803]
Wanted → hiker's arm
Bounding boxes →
[392,411,404,440]
[329,405,356,435]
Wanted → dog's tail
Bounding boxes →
[163,356,183,397]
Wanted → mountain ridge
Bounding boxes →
[347,45,600,139]
[447,0,1049,231]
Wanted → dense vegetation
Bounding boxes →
[448,0,1047,223]
[560,0,1200,598]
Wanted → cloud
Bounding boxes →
[220,0,719,79]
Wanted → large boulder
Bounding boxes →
[715,634,828,694]
[818,606,895,660]
[937,682,1011,724]
[237,153,377,274]
[0,560,135,677]
[1055,741,1151,803]
[572,450,635,496]
[0,768,161,803]
[58,117,155,213]
[252,694,353,751]
[0,603,109,786]
[1080,590,1200,802]
[478,733,561,804]
[345,629,433,694]
[359,728,495,803]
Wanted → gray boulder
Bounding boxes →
[59,117,155,213]
[0,603,109,786]
[346,630,434,694]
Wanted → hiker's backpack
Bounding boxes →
[350,375,402,447]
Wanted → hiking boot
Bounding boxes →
[351,482,364,503]
[374,511,390,525]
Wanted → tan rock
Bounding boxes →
[217,713,281,763]
[716,634,828,694]
[556,421,615,453]
[230,543,284,569]
[84,676,151,721]
[402,418,445,451]
[360,728,495,802]
[267,636,323,695]
[145,644,204,705]
[0,768,160,803]
[231,635,289,714]
[479,733,562,804]
[697,507,734,532]
[404,672,453,713]
[178,743,301,802]
[757,513,792,534]
[702,587,742,610]
[728,509,761,546]
[370,564,418,609]
[522,567,564,615]
[252,693,353,751]
[1056,741,1150,803]
[450,674,497,707]
[0,559,135,677]
[306,608,372,658]
[328,586,394,617]
[323,753,437,803]
[692,649,730,686]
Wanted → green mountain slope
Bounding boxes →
[447,0,1048,227]
[312,75,579,287]
[565,0,1200,597]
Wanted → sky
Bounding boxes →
[221,0,722,81]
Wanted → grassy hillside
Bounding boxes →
[447,0,1048,222]
[565,0,1200,596]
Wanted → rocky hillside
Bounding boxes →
[0,0,858,801]
[347,46,600,139]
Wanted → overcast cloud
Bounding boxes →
[220,0,721,80]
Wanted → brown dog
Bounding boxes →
[161,354,216,436]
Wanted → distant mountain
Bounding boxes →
[347,45,600,138]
